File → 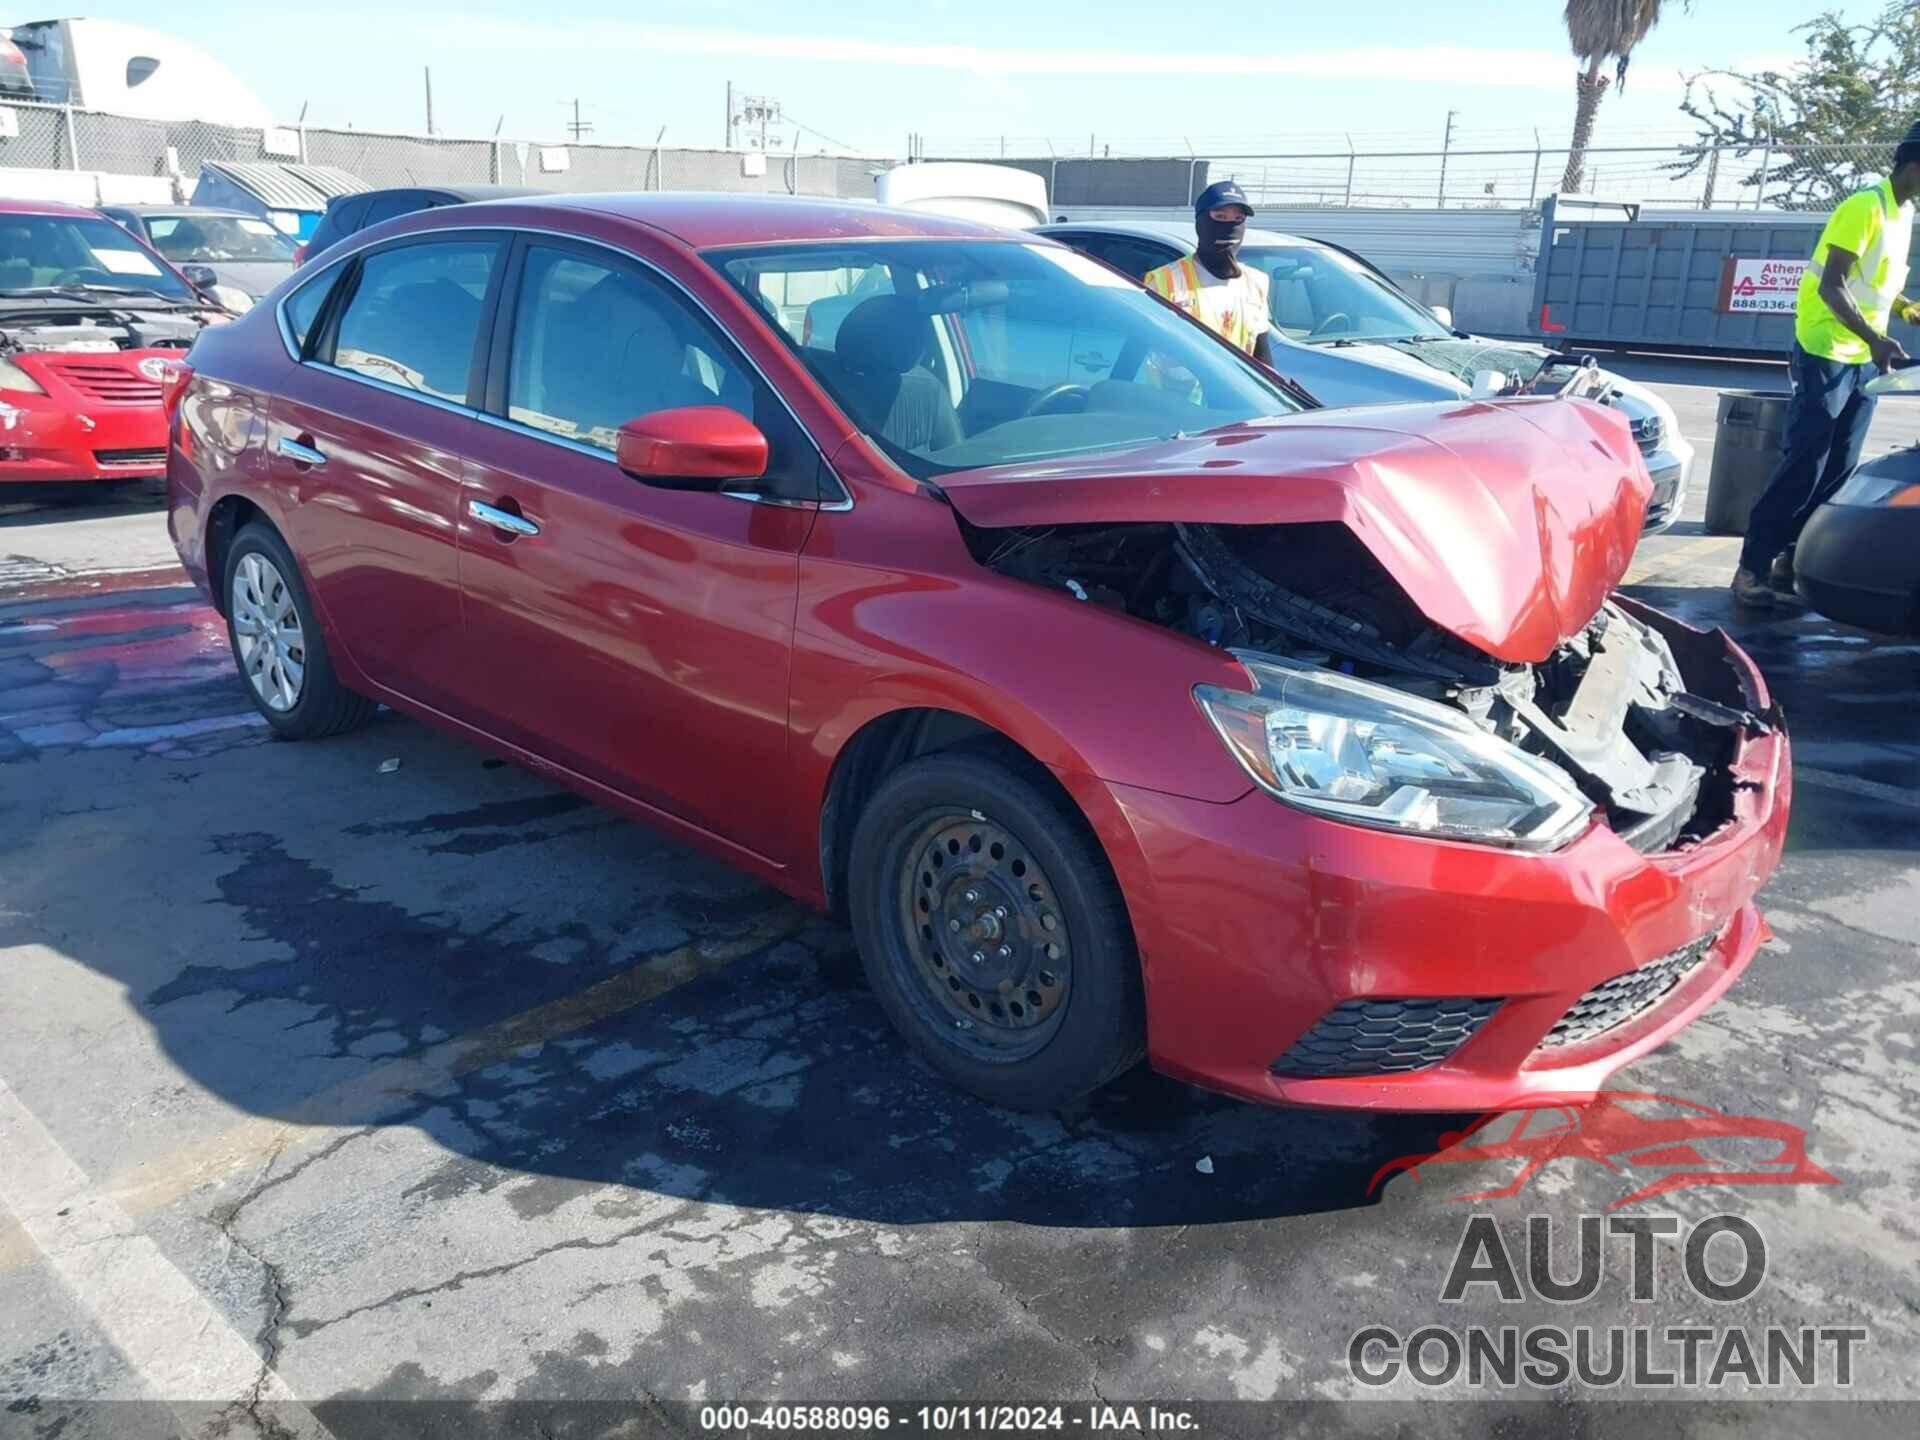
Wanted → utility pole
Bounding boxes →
[1437,109,1459,208]
[564,99,593,142]
[423,67,434,136]
[726,80,734,149]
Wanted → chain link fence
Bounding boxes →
[0,97,1900,216]
[0,99,890,201]
[936,138,1906,213]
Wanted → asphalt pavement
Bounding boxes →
[1,358,1918,1438]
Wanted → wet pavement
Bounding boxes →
[1,358,1917,1437]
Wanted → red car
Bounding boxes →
[0,198,227,487]
[165,196,1790,1112]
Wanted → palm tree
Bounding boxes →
[1560,0,1681,193]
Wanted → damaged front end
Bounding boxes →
[970,516,1758,857]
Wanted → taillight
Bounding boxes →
[160,360,194,424]
[290,241,309,267]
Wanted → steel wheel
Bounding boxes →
[891,810,1072,1063]
[230,551,306,713]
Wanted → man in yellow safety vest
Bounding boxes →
[1142,180,1277,367]
[1732,126,1920,608]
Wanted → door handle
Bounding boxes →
[276,435,326,466]
[468,499,540,538]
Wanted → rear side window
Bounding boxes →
[327,240,499,401]
[1065,234,1179,281]
[282,261,343,353]
[500,242,821,500]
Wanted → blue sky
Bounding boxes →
[56,0,1894,154]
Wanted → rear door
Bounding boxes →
[455,236,823,849]
[266,232,505,712]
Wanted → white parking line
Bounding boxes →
[0,1072,334,1438]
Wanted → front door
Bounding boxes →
[455,238,823,852]
[268,234,503,713]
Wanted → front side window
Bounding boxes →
[1239,244,1449,345]
[0,214,195,302]
[709,239,1300,480]
[502,243,819,499]
[1067,233,1179,282]
[147,214,296,263]
[328,240,498,401]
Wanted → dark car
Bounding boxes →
[164,194,1786,1114]
[100,204,297,305]
[1795,447,1920,633]
[292,184,540,267]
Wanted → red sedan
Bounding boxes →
[165,196,1790,1112]
[1,198,226,487]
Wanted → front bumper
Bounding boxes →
[1794,500,1920,635]
[0,394,166,483]
[1099,606,1789,1111]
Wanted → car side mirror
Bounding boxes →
[181,263,218,290]
[615,405,769,488]
[1429,305,1453,328]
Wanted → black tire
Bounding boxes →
[847,747,1145,1110]
[222,522,376,740]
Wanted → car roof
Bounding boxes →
[1036,219,1322,250]
[445,193,1021,248]
[353,183,544,203]
[101,204,257,218]
[0,198,105,218]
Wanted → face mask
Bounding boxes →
[1195,212,1246,271]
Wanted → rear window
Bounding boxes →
[282,260,344,352]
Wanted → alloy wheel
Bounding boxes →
[231,552,306,712]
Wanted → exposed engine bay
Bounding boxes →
[0,304,212,356]
[970,518,1760,854]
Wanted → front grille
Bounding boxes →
[43,359,161,406]
[1630,413,1666,454]
[1271,996,1503,1079]
[1540,929,1722,1049]
[93,447,166,468]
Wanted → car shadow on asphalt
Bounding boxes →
[126,812,1462,1230]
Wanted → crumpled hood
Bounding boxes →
[939,397,1651,665]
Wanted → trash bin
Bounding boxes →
[1704,389,1792,536]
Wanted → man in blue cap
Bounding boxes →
[1143,179,1276,365]
[1732,124,1920,608]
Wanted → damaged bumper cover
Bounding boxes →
[1087,602,1789,1111]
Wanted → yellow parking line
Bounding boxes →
[98,912,808,1223]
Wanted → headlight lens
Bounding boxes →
[0,357,45,395]
[1828,465,1920,507]
[1194,653,1593,851]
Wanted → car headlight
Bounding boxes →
[0,356,45,394]
[1193,653,1593,851]
[1828,465,1920,508]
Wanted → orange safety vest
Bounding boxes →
[1143,256,1269,355]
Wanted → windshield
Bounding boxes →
[1241,243,1449,346]
[0,214,196,302]
[709,239,1301,480]
[145,214,296,263]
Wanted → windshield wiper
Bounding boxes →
[0,284,188,304]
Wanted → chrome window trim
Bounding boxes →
[273,220,853,510]
[309,360,482,421]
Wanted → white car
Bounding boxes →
[1038,220,1694,532]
